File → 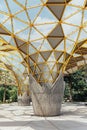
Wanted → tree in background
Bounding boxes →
[9,86,17,102]
[0,86,4,102]
[64,66,87,102]
[0,69,17,103]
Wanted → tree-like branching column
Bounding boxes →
[0,0,87,116]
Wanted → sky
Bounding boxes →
[0,0,87,78]
[0,0,87,40]
[0,0,87,51]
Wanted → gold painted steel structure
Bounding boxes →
[0,63,17,86]
[0,39,28,94]
[65,40,87,74]
[0,0,87,84]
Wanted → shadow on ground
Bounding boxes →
[0,120,87,130]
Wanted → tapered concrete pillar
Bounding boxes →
[18,77,30,106]
[18,92,30,106]
[29,73,65,116]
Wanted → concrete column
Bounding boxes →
[18,91,30,106]
[18,77,30,106]
[29,73,65,116]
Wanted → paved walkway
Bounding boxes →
[0,102,87,130]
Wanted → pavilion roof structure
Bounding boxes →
[0,63,17,86]
[65,40,87,74]
[0,39,28,88]
[0,0,87,84]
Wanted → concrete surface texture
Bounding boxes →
[18,92,30,106]
[29,73,65,116]
[0,102,87,130]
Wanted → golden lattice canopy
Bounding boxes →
[0,0,87,84]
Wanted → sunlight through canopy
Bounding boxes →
[0,0,87,85]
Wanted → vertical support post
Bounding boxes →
[30,73,65,116]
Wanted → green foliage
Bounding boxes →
[0,86,4,101]
[0,69,17,103]
[64,83,70,99]
[64,66,87,102]
[9,86,17,102]
[0,85,17,103]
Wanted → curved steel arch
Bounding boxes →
[0,62,18,86]
[0,38,29,94]
[65,40,87,74]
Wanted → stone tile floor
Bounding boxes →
[0,102,87,130]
